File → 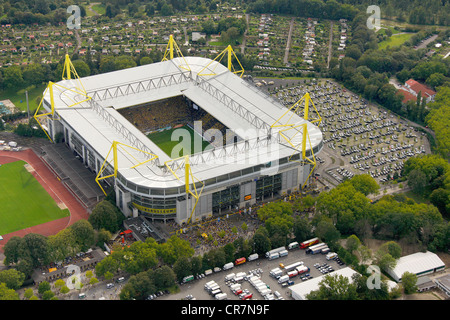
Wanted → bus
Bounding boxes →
[300,238,319,249]
[235,257,246,265]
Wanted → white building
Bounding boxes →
[289,267,358,300]
[386,251,445,282]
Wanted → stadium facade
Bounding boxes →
[37,53,323,225]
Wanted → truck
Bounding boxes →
[288,242,299,250]
[306,242,327,254]
[278,275,289,284]
[279,249,288,257]
[270,268,283,279]
[248,253,259,261]
[308,243,328,254]
[223,262,234,270]
[287,270,298,278]
[326,252,338,260]
[235,257,246,265]
[225,273,236,281]
[211,289,222,296]
[300,237,319,249]
[265,246,287,258]
[296,265,309,275]
[268,252,280,260]
[215,293,227,300]
[284,261,304,272]
[321,247,330,254]
[205,280,216,290]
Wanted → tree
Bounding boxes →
[23,63,45,86]
[315,219,341,246]
[251,227,271,255]
[0,283,19,300]
[70,219,96,251]
[345,235,361,254]
[3,65,24,89]
[160,3,174,16]
[88,200,124,233]
[293,216,313,243]
[306,273,358,300]
[173,256,192,282]
[401,272,418,294]
[0,269,25,290]
[348,174,380,196]
[152,266,176,290]
[407,169,428,194]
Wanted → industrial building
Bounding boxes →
[289,267,358,300]
[386,251,446,282]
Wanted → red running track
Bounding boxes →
[0,149,89,252]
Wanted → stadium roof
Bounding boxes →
[45,56,323,189]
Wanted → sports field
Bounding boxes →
[147,125,211,158]
[0,160,70,235]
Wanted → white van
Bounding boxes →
[278,275,289,284]
[225,273,236,281]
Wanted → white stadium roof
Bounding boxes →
[44,56,323,189]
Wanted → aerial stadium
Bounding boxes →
[34,37,323,225]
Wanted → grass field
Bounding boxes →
[378,33,415,50]
[0,83,46,113]
[0,160,69,235]
[147,125,211,158]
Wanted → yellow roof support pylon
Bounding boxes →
[271,92,322,189]
[161,34,191,71]
[197,45,244,78]
[34,54,91,142]
[164,155,204,225]
[33,80,92,143]
[95,141,159,196]
[62,54,88,95]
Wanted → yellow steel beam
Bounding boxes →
[161,34,190,71]
[164,155,204,224]
[95,141,159,196]
[270,92,320,189]
[197,45,244,78]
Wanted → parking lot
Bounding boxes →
[158,246,345,301]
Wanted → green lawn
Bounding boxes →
[147,125,211,158]
[0,160,69,235]
[0,83,47,113]
[378,33,415,50]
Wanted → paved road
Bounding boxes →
[283,18,295,65]
[415,34,438,50]
[327,21,333,69]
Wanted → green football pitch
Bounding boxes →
[147,125,211,158]
[0,160,70,235]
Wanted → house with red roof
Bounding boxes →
[402,79,436,103]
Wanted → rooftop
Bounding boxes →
[44,56,322,189]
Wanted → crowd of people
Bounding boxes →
[118,96,191,133]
